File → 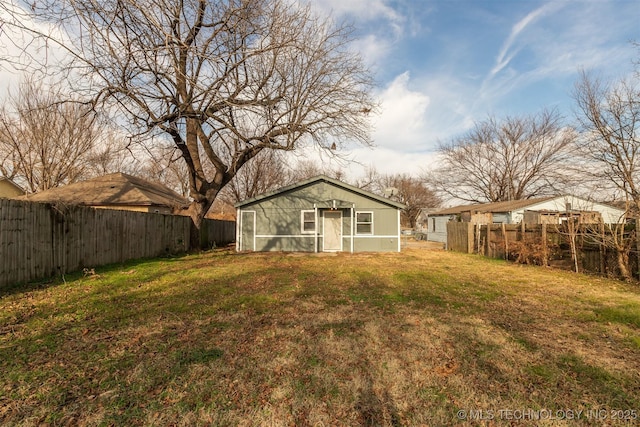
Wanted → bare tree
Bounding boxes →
[220,149,286,204]
[8,0,376,243]
[573,72,640,213]
[430,109,576,203]
[287,159,348,184]
[0,78,107,192]
[134,144,192,197]
[586,220,634,281]
[572,71,639,281]
[377,173,441,228]
[350,165,382,193]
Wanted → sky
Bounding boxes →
[1,0,638,179]
[308,0,639,178]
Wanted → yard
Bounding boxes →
[1,248,639,426]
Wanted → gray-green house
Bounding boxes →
[235,175,406,252]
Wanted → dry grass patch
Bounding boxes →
[1,249,639,425]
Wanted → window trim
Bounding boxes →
[301,210,316,234]
[355,211,374,235]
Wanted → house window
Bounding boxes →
[301,210,316,233]
[356,212,373,234]
[431,218,436,232]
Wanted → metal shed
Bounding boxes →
[235,175,406,252]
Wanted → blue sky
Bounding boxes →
[311,0,639,176]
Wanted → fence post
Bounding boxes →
[502,222,508,260]
[541,224,548,266]
[600,222,606,275]
[474,224,480,254]
[467,223,474,254]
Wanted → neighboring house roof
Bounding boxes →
[17,173,189,208]
[430,197,557,216]
[235,175,407,209]
[0,177,26,197]
[430,195,625,217]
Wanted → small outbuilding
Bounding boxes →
[235,175,406,252]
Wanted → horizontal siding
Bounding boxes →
[249,206,398,237]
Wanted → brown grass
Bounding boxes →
[1,248,639,426]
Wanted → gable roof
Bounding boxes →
[430,196,558,216]
[235,175,406,209]
[18,173,189,208]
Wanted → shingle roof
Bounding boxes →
[17,173,189,208]
[430,196,557,216]
[235,175,406,209]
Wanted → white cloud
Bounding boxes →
[373,72,431,151]
[288,72,443,177]
[343,71,477,176]
[488,2,560,79]
[350,34,393,68]
[309,0,408,55]
[312,0,402,26]
[346,146,440,177]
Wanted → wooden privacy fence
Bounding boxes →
[0,199,235,290]
[447,221,639,280]
[199,217,236,249]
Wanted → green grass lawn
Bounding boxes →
[1,249,639,426]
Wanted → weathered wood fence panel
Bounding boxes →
[0,199,235,290]
[447,221,638,280]
[446,222,474,253]
[200,218,236,248]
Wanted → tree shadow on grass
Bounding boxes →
[355,370,402,427]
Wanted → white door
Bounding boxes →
[323,211,342,252]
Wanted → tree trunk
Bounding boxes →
[568,220,579,273]
[636,225,640,280]
[616,249,631,281]
[186,199,208,250]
